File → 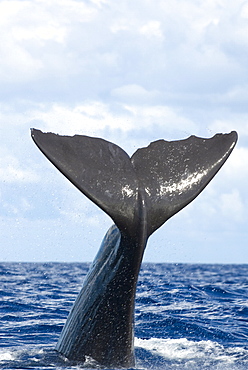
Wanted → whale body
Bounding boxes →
[31,129,237,368]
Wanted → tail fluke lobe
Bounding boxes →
[31,129,237,239]
[131,131,238,235]
[31,129,139,236]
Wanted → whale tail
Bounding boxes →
[31,129,237,367]
[31,129,237,238]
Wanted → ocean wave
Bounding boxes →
[0,262,247,369]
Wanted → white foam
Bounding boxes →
[0,347,45,364]
[0,350,15,361]
[135,337,248,365]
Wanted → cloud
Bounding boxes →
[0,0,247,107]
[111,84,159,103]
[139,21,164,40]
[221,147,248,178]
[0,99,197,140]
[0,151,39,184]
[210,118,248,138]
[0,0,247,262]
[31,101,135,135]
[220,190,245,222]
[0,0,97,96]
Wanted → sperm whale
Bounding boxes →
[31,129,237,368]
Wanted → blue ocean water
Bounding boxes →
[0,262,247,370]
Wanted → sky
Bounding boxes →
[0,0,248,263]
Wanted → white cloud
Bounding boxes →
[209,118,248,138]
[0,0,97,84]
[0,152,39,183]
[2,196,33,217]
[220,190,245,222]
[0,0,247,103]
[0,0,247,262]
[122,104,198,135]
[29,101,134,135]
[221,147,248,178]
[111,84,159,102]
[17,100,197,138]
[13,23,66,44]
[241,2,248,18]
[139,21,164,40]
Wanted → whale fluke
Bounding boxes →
[31,129,237,368]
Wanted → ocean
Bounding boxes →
[0,262,247,370]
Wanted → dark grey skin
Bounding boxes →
[31,129,237,368]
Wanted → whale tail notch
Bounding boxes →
[31,129,238,238]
